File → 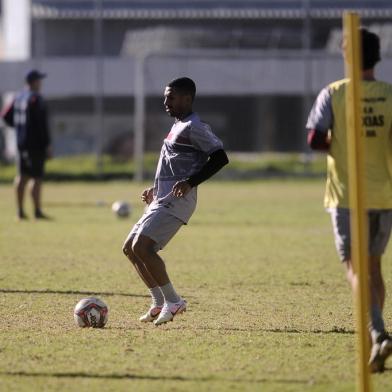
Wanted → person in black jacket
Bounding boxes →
[2,70,51,220]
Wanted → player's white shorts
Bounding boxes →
[328,208,392,261]
[124,207,184,252]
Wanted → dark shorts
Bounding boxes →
[17,150,46,178]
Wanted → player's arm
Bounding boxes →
[172,149,229,197]
[306,86,333,152]
[307,129,331,151]
[187,149,229,187]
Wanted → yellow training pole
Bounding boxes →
[343,12,371,392]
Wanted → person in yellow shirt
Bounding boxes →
[307,28,392,373]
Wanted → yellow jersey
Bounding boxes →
[307,79,392,209]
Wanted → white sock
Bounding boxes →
[160,282,180,303]
[149,286,164,307]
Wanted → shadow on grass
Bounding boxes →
[0,288,148,298]
[0,371,311,385]
[265,327,355,335]
[167,326,355,334]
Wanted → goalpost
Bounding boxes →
[343,12,372,392]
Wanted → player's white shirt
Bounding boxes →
[149,112,223,223]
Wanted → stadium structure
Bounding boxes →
[0,0,391,162]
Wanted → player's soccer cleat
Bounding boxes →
[153,299,186,326]
[17,211,28,221]
[34,210,51,220]
[369,335,392,373]
[369,343,384,373]
[380,336,392,359]
[139,305,163,322]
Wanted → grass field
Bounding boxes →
[1,180,392,391]
[0,153,326,182]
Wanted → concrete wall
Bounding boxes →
[1,53,391,97]
[1,54,391,156]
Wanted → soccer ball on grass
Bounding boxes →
[74,297,109,328]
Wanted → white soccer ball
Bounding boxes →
[73,297,109,328]
[111,201,131,218]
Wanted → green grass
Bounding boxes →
[0,153,327,182]
[1,180,392,391]
[0,154,159,182]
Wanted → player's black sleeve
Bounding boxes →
[186,149,229,188]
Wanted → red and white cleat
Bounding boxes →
[154,299,187,326]
[139,305,163,322]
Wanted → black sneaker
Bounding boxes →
[369,342,384,373]
[17,211,28,221]
[34,210,51,220]
[369,334,392,373]
[380,336,392,365]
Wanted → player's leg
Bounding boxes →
[344,259,356,290]
[343,211,392,372]
[132,234,186,326]
[131,211,186,325]
[15,151,30,219]
[329,208,386,372]
[31,177,42,214]
[368,210,392,311]
[343,257,386,340]
[123,228,164,322]
[30,153,48,219]
[368,256,389,344]
[365,254,392,373]
[369,255,384,309]
[14,174,29,219]
[132,234,173,287]
[343,257,387,373]
[123,239,160,288]
[367,211,392,371]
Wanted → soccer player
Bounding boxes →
[122,77,229,326]
[307,28,392,372]
[2,69,51,220]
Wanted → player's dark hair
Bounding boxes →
[360,28,381,70]
[167,77,196,101]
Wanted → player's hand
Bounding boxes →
[141,187,154,205]
[172,180,191,198]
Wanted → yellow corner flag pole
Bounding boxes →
[343,12,372,392]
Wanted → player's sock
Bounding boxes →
[369,304,386,344]
[149,286,164,307]
[159,282,181,303]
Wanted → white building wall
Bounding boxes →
[1,0,31,60]
[0,55,391,97]
[1,0,31,159]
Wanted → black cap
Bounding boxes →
[25,69,47,84]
